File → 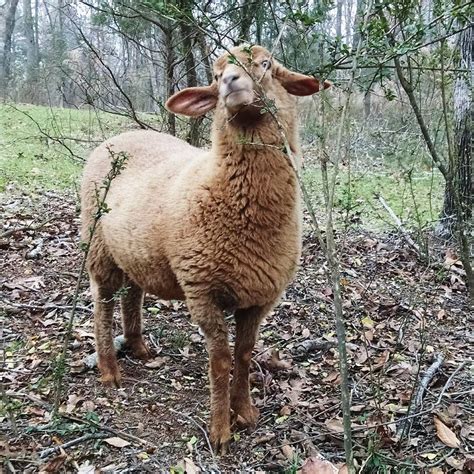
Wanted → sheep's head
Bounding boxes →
[166,45,330,127]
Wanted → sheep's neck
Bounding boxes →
[212,123,299,224]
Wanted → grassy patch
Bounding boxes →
[302,166,444,230]
[0,103,134,191]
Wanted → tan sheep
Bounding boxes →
[81,45,329,452]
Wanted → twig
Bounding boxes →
[169,408,215,461]
[414,353,445,409]
[397,352,445,438]
[376,193,422,257]
[0,299,93,314]
[0,217,58,239]
[39,433,108,458]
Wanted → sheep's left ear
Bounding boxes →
[274,64,331,96]
[166,84,218,117]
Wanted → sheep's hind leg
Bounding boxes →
[187,298,232,454]
[121,278,152,360]
[91,270,124,387]
[231,305,270,429]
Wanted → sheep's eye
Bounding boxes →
[214,73,221,81]
[261,60,271,70]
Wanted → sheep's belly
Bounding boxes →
[114,255,186,301]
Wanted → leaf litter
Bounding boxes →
[1,190,473,472]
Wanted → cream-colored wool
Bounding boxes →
[81,45,329,452]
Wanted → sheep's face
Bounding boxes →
[166,45,330,127]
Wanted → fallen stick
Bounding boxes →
[376,194,422,256]
[169,408,215,461]
[397,352,445,437]
[414,353,445,408]
[0,299,93,314]
[0,217,58,239]
[84,335,125,369]
[39,433,108,458]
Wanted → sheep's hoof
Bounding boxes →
[210,425,231,456]
[125,338,153,361]
[233,404,260,430]
[100,369,122,388]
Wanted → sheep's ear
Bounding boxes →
[274,64,331,96]
[166,84,218,117]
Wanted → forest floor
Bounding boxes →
[1,188,473,474]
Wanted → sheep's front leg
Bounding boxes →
[188,299,232,454]
[231,305,269,429]
[91,275,123,387]
[121,279,152,360]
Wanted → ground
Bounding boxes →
[1,188,472,473]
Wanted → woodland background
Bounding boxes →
[0,0,473,472]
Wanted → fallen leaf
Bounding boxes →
[325,418,344,433]
[145,356,169,369]
[76,460,96,474]
[300,456,338,474]
[267,349,292,371]
[39,454,67,473]
[176,457,199,474]
[434,416,460,448]
[104,437,131,448]
[281,444,294,460]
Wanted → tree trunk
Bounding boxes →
[164,24,176,136]
[23,0,39,102]
[1,0,20,94]
[179,6,203,147]
[439,24,473,234]
[239,0,254,42]
[336,0,342,38]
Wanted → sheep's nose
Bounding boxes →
[222,73,240,85]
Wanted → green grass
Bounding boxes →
[1,103,444,230]
[0,103,133,191]
[302,166,444,230]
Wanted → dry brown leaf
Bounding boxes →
[267,349,292,371]
[281,444,294,460]
[39,454,67,473]
[104,437,131,448]
[299,456,338,474]
[145,356,169,369]
[325,418,344,433]
[434,416,460,448]
[176,457,199,474]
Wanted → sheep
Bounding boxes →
[81,44,330,452]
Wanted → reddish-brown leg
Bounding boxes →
[231,305,270,429]
[121,278,152,360]
[187,298,232,454]
[91,269,124,387]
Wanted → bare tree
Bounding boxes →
[0,0,20,94]
[439,24,473,236]
[23,0,39,101]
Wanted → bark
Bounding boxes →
[336,0,342,38]
[197,31,213,84]
[440,24,473,234]
[1,0,20,93]
[163,24,176,136]
[179,4,203,147]
[239,0,254,42]
[23,0,39,101]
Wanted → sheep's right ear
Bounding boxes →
[166,84,218,117]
